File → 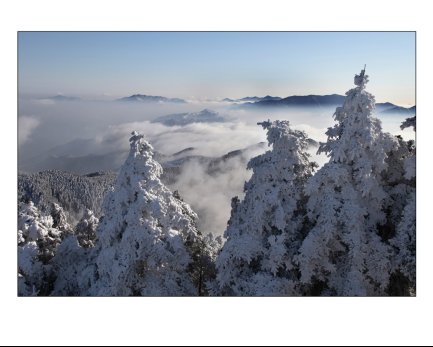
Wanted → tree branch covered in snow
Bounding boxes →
[400,116,416,131]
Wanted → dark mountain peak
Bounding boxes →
[239,96,261,102]
[377,102,395,108]
[199,108,218,115]
[274,94,346,106]
[261,95,282,101]
[222,95,283,103]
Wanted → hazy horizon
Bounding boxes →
[18,92,416,108]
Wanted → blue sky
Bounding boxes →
[18,32,415,104]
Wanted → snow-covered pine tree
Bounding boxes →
[75,209,99,248]
[381,134,415,241]
[170,190,223,296]
[296,67,395,296]
[50,202,73,234]
[89,132,202,296]
[18,201,64,295]
[50,235,92,296]
[188,231,223,296]
[49,209,99,295]
[388,116,416,295]
[215,120,316,296]
[401,116,416,180]
[379,116,415,251]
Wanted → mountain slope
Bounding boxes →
[151,109,225,126]
[234,94,415,115]
[18,170,117,217]
[117,94,186,103]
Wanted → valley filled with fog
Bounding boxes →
[18,96,415,236]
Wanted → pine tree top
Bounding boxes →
[129,131,154,159]
[354,65,369,89]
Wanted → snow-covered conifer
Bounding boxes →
[50,202,73,234]
[388,116,416,294]
[18,201,64,295]
[75,209,99,248]
[216,120,316,296]
[296,68,395,296]
[401,116,416,180]
[50,235,90,295]
[89,132,202,296]
[380,135,415,241]
[387,190,415,296]
[188,232,223,296]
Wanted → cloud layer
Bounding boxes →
[18,116,40,145]
[18,99,414,235]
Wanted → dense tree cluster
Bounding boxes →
[18,69,415,296]
[18,170,116,217]
[217,68,415,296]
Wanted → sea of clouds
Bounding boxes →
[18,98,414,235]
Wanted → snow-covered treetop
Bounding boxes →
[75,209,99,248]
[99,131,198,245]
[258,119,310,153]
[251,120,313,179]
[318,68,394,174]
[246,120,315,204]
[18,201,62,245]
[354,65,369,89]
[51,202,72,233]
[127,131,163,177]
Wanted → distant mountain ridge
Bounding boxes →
[222,95,282,103]
[151,109,225,126]
[376,103,416,116]
[242,94,346,107]
[228,93,415,115]
[118,94,187,104]
[36,93,415,115]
